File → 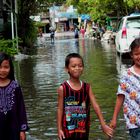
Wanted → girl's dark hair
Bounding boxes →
[65,53,84,68]
[0,52,15,80]
[130,37,140,53]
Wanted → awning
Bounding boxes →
[57,12,78,19]
[80,14,91,21]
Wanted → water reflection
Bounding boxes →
[14,38,132,140]
[116,54,132,79]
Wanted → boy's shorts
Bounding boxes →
[129,127,140,140]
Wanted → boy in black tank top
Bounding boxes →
[57,53,113,140]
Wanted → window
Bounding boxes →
[126,17,140,28]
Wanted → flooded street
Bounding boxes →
[14,37,132,140]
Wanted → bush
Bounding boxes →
[0,38,18,56]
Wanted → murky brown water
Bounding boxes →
[14,37,132,140]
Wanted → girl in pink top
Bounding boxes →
[80,27,85,38]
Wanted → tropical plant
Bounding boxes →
[0,38,19,56]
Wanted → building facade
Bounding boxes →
[0,0,17,39]
[49,5,78,32]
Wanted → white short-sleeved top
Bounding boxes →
[117,66,140,129]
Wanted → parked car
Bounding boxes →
[115,14,140,54]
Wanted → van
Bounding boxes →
[115,14,140,54]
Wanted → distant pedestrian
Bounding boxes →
[0,52,29,140]
[111,37,140,140]
[38,28,43,37]
[57,53,113,140]
[74,28,79,38]
[50,30,55,43]
[49,27,55,43]
[80,26,85,38]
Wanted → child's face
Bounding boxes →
[66,58,84,78]
[0,60,10,79]
[131,46,140,67]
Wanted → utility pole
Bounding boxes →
[15,0,18,51]
[11,0,14,40]
[10,0,18,51]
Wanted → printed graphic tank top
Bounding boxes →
[62,81,90,139]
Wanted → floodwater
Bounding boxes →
[14,36,132,140]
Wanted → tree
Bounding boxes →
[18,0,38,48]
[66,0,140,22]
[17,0,65,48]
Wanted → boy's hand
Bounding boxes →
[20,131,26,140]
[58,130,65,140]
[102,124,114,138]
[110,119,117,129]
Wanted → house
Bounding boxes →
[0,0,17,39]
[49,5,78,32]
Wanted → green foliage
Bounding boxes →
[66,0,140,22]
[0,39,18,56]
[36,0,66,13]
[17,0,65,48]
[35,22,46,27]
[66,0,79,6]
[18,0,38,16]
[17,0,38,48]
[126,0,140,8]
[24,20,38,47]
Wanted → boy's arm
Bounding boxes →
[111,94,125,129]
[57,86,65,140]
[89,85,113,137]
[89,86,105,126]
